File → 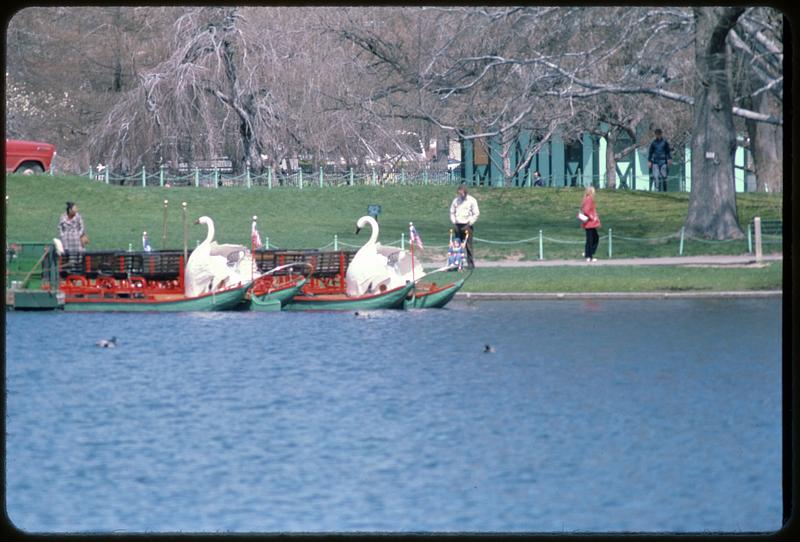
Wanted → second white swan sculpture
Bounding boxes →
[345,216,423,296]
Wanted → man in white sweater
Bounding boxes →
[449,183,480,269]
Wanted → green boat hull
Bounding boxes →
[8,289,64,311]
[64,282,251,312]
[285,282,414,311]
[404,278,465,309]
[249,279,307,311]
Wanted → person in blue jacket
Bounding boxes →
[648,128,672,192]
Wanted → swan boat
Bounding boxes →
[250,248,413,311]
[50,249,251,312]
[26,212,465,311]
[29,245,464,312]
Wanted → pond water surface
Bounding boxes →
[5,298,782,533]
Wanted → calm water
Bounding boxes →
[5,299,782,533]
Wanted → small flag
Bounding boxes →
[409,222,423,249]
[142,231,151,252]
[251,220,263,249]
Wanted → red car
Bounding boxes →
[5,138,56,174]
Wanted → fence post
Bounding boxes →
[319,167,324,188]
[608,228,613,259]
[538,230,543,260]
[194,167,199,188]
[754,216,763,263]
[679,226,685,256]
[105,167,109,185]
[334,234,338,251]
[349,168,354,186]
[401,169,405,184]
[268,166,272,190]
[88,167,92,179]
[299,169,304,189]
[142,166,147,187]
[246,166,251,189]
[527,169,532,187]
[214,167,219,188]
[401,232,405,250]
[747,223,753,254]
[159,164,165,187]
[371,168,376,186]
[424,170,429,185]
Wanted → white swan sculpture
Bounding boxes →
[345,216,424,296]
[185,216,255,297]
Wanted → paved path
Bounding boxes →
[424,253,782,268]
[455,290,782,300]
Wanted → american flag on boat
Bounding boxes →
[409,222,423,249]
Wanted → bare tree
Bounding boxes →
[333,6,780,237]
[86,8,284,172]
[6,7,180,171]
[730,7,783,193]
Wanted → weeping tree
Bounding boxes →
[87,7,284,173]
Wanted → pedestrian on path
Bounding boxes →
[450,183,480,269]
[578,186,601,262]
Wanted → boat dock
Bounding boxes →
[6,288,65,310]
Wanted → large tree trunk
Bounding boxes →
[684,7,745,239]
[747,90,783,193]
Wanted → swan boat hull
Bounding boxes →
[248,278,307,311]
[285,282,414,311]
[63,282,252,312]
[405,278,465,309]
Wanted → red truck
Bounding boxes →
[5,138,56,174]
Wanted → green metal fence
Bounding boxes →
[86,166,463,189]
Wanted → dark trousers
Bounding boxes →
[584,228,599,259]
[454,223,475,268]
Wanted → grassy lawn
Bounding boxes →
[6,175,782,263]
[459,263,783,293]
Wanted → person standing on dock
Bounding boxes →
[59,201,87,269]
[450,183,480,269]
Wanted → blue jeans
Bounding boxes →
[651,163,668,191]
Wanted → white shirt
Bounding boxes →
[450,194,480,225]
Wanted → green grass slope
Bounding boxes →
[5,175,782,260]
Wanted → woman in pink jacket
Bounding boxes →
[580,186,601,262]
